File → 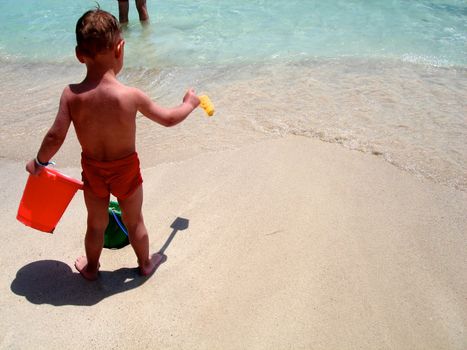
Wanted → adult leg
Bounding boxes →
[75,189,109,280]
[118,185,163,275]
[118,0,130,24]
[135,0,149,22]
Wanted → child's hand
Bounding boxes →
[183,89,200,109]
[25,159,44,176]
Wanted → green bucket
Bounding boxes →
[104,201,130,249]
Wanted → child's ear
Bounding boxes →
[116,40,125,58]
[75,46,86,63]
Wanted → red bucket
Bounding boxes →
[17,168,83,233]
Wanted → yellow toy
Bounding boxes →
[198,95,215,116]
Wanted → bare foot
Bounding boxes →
[74,256,99,281]
[139,253,166,276]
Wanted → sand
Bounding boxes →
[0,136,466,349]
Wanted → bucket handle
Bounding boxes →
[110,209,129,237]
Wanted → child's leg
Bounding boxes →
[118,0,130,24]
[75,190,109,280]
[118,185,163,275]
[135,0,149,21]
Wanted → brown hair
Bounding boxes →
[76,9,121,58]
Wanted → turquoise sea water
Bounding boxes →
[0,0,466,190]
[0,0,466,67]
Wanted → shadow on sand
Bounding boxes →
[10,217,189,306]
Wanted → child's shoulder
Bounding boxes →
[66,81,91,96]
[58,84,76,101]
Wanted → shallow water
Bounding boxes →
[1,0,466,67]
[0,1,466,191]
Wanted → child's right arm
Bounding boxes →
[26,88,72,175]
[135,88,200,127]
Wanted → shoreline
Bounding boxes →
[1,57,466,192]
[1,135,466,349]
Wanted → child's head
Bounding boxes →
[76,9,122,58]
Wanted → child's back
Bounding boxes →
[68,75,139,162]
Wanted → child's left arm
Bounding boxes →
[26,88,72,175]
[134,88,200,127]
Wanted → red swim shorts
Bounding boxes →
[81,152,143,200]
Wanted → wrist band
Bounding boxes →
[35,157,55,167]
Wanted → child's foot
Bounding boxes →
[74,256,99,281]
[139,253,166,276]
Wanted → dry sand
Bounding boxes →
[0,136,466,349]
